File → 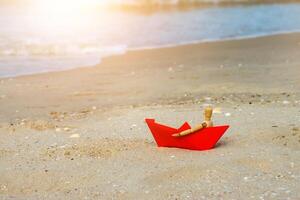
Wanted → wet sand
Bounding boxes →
[0,33,300,199]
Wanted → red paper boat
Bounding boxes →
[145,118,229,151]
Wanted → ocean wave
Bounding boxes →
[0,42,127,57]
[0,43,127,77]
[95,0,300,7]
[1,2,300,77]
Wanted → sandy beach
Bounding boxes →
[0,32,300,199]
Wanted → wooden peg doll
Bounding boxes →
[172,106,213,137]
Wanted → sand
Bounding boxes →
[0,32,299,199]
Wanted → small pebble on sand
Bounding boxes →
[204,97,212,101]
[69,134,80,138]
[213,107,222,114]
[225,112,231,117]
[1,185,7,191]
[64,127,71,132]
[282,100,290,105]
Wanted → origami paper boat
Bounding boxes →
[145,119,229,151]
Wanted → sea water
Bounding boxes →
[1,3,300,77]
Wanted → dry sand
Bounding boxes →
[0,33,300,199]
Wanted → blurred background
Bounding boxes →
[1,0,300,77]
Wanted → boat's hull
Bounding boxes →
[145,119,229,151]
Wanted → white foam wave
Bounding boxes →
[0,42,127,57]
[0,44,127,77]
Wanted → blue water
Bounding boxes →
[1,3,300,77]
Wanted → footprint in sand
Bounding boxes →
[26,120,56,131]
[4,119,56,132]
[0,149,14,158]
[71,91,98,97]
[272,127,300,149]
[42,139,153,160]
[50,109,95,121]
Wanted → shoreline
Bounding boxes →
[131,29,300,51]
[0,31,299,121]
[2,31,300,79]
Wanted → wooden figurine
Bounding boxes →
[172,106,213,137]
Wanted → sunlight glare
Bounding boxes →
[32,0,106,34]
